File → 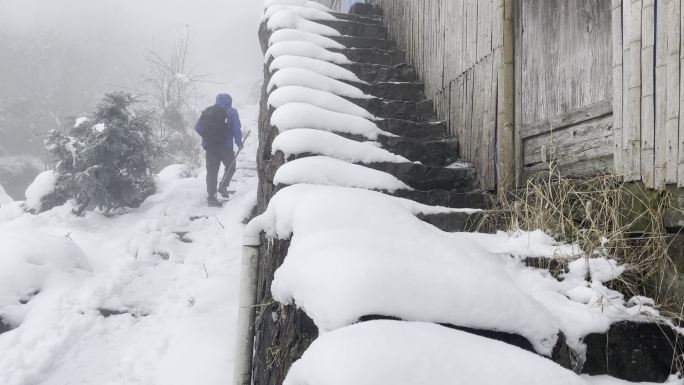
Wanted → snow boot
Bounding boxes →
[207,195,222,207]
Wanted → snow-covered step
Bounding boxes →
[350,98,435,121]
[329,47,405,65]
[329,35,395,50]
[392,189,490,209]
[363,161,478,192]
[328,11,383,25]
[377,118,447,139]
[340,62,417,82]
[377,136,459,167]
[352,81,426,101]
[314,19,387,39]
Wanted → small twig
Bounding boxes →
[214,215,225,229]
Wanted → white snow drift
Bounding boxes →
[284,320,586,385]
[267,10,340,36]
[272,129,407,163]
[268,86,373,118]
[270,56,365,84]
[274,156,411,192]
[265,41,350,65]
[271,103,387,139]
[268,67,371,99]
[269,29,345,49]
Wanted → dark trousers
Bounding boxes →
[206,147,235,197]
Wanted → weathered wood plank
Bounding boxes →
[612,0,624,176]
[520,100,613,140]
[655,0,668,188]
[623,0,643,181]
[641,0,655,188]
[665,0,680,184]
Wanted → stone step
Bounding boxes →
[364,162,478,192]
[378,136,460,167]
[329,36,395,50]
[392,189,490,209]
[329,11,383,25]
[348,2,384,18]
[417,211,485,232]
[340,63,417,83]
[315,19,387,39]
[377,119,447,139]
[331,47,405,66]
[350,98,436,121]
[348,81,425,101]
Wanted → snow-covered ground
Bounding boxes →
[0,104,259,385]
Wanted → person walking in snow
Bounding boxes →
[195,93,243,207]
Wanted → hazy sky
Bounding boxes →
[0,0,266,109]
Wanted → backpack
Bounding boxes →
[199,105,230,146]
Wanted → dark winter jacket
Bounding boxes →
[195,93,243,151]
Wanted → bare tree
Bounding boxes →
[138,27,206,168]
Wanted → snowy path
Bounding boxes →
[0,105,259,385]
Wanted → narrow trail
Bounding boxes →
[0,104,259,385]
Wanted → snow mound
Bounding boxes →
[567,257,626,283]
[248,184,558,354]
[0,184,13,205]
[263,5,337,21]
[267,10,340,36]
[157,164,189,185]
[271,102,388,139]
[462,229,582,259]
[284,320,586,385]
[269,86,374,119]
[265,41,350,65]
[263,0,332,12]
[24,170,58,212]
[272,129,407,163]
[270,55,365,84]
[269,28,345,49]
[268,68,371,99]
[0,231,90,318]
[274,156,411,192]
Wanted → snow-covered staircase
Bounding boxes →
[250,2,682,385]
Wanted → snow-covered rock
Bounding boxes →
[24,170,58,212]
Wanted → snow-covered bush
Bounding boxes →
[42,92,157,215]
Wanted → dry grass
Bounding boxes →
[478,165,683,321]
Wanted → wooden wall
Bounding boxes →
[613,0,683,188]
[367,0,684,190]
[515,0,614,180]
[367,0,506,190]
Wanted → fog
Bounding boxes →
[0,0,265,149]
[0,0,266,198]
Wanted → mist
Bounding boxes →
[0,0,266,198]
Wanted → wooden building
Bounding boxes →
[364,0,684,192]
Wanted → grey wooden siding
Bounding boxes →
[516,0,614,179]
[613,0,683,188]
[365,0,684,190]
[367,0,505,190]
